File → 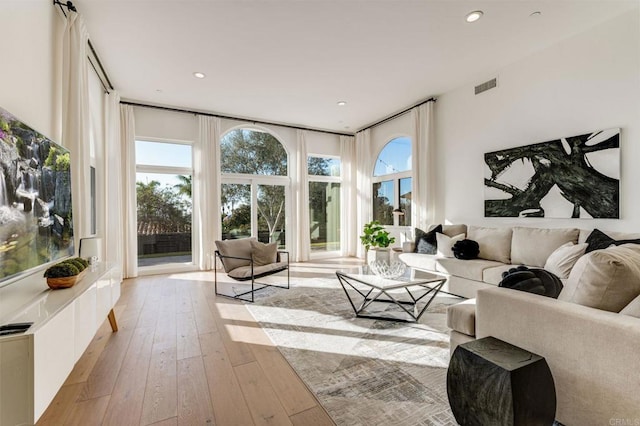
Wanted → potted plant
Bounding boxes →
[43,257,89,289]
[360,220,396,264]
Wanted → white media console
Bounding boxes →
[0,263,121,425]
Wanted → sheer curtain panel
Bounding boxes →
[340,135,357,257]
[411,101,436,231]
[120,105,137,278]
[195,116,221,270]
[295,130,311,261]
[355,129,372,258]
[104,92,124,279]
[61,11,91,250]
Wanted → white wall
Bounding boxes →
[436,8,640,232]
[0,1,61,139]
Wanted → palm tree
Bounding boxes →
[174,175,192,198]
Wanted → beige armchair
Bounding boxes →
[214,237,289,302]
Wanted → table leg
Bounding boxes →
[107,309,118,332]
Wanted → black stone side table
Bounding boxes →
[447,336,556,426]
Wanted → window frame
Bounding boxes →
[135,137,196,275]
[371,137,413,227]
[307,155,342,257]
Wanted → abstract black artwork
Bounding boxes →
[484,129,620,218]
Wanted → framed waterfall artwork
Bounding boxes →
[484,128,620,218]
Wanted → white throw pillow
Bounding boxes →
[436,233,465,258]
[544,242,588,279]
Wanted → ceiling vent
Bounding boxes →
[475,78,497,95]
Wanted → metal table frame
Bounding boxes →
[335,271,447,322]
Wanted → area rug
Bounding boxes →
[245,275,461,425]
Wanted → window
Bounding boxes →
[136,140,193,267]
[220,128,289,248]
[308,156,341,253]
[372,137,412,226]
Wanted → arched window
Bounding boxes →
[372,137,412,226]
[220,128,287,175]
[220,128,289,248]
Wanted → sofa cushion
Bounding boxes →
[415,225,442,254]
[483,264,527,285]
[620,294,640,318]
[250,240,278,266]
[436,257,504,281]
[578,228,640,244]
[439,224,468,238]
[511,227,579,267]
[436,232,465,258]
[559,244,640,312]
[398,253,441,272]
[447,298,477,336]
[228,261,288,280]
[215,238,255,272]
[467,225,512,263]
[544,242,588,279]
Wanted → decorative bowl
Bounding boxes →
[368,260,407,279]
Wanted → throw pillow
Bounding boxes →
[466,226,513,263]
[250,240,278,266]
[585,229,640,253]
[215,238,255,272]
[620,294,640,319]
[559,244,640,312]
[414,224,442,254]
[499,265,563,298]
[436,232,465,257]
[544,242,589,279]
[452,239,480,260]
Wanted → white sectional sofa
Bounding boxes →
[416,224,640,425]
[399,224,588,299]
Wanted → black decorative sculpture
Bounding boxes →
[499,265,563,298]
[452,239,480,260]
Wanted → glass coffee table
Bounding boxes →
[335,267,447,322]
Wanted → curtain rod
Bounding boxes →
[53,0,114,92]
[357,97,436,133]
[120,101,356,138]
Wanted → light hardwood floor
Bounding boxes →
[37,259,360,426]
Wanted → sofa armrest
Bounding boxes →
[476,287,640,425]
[402,241,415,252]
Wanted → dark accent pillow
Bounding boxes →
[585,229,640,253]
[499,266,563,299]
[414,225,442,254]
[451,239,479,260]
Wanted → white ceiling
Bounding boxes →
[76,0,637,134]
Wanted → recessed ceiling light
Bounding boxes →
[193,72,206,79]
[529,11,542,17]
[337,101,347,106]
[465,10,483,23]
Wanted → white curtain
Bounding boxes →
[411,101,436,231]
[340,135,357,256]
[61,11,91,251]
[295,130,310,262]
[104,91,123,279]
[120,105,137,278]
[355,129,372,258]
[195,116,221,270]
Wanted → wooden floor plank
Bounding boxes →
[78,328,135,400]
[176,311,201,360]
[290,406,335,426]
[65,328,111,385]
[208,298,256,366]
[200,331,254,426]
[148,418,178,426]
[235,361,293,426]
[177,356,215,425]
[102,326,155,426]
[191,286,218,335]
[141,343,178,425]
[251,344,318,416]
[36,382,84,425]
[63,395,111,426]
